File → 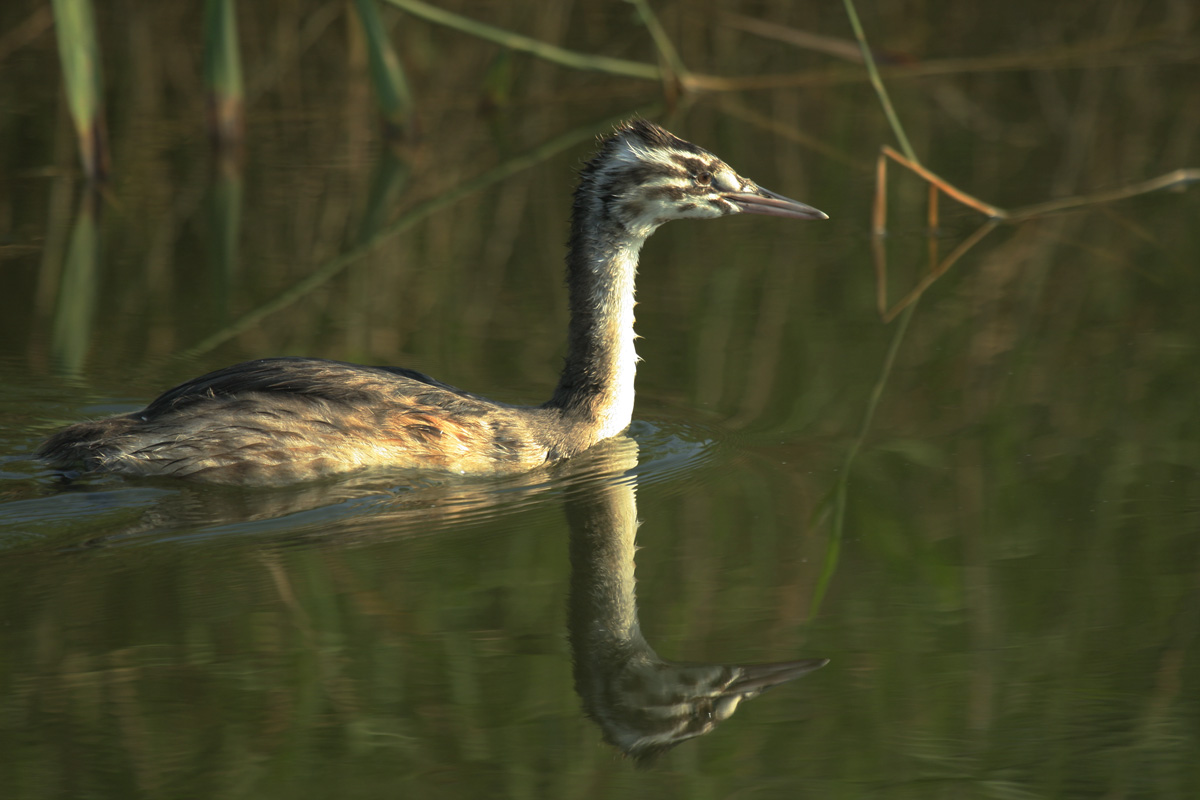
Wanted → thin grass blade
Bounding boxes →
[353,0,415,138]
[203,0,245,151]
[51,0,109,181]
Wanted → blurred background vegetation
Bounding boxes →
[1,0,1198,797]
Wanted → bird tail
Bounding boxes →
[36,417,139,471]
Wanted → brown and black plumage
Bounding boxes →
[38,120,826,485]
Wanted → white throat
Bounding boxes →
[588,236,642,441]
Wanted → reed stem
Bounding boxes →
[353,0,414,137]
[203,0,245,151]
[51,0,108,181]
[383,0,661,81]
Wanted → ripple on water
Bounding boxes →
[627,417,724,490]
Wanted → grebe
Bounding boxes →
[38,120,826,485]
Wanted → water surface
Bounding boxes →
[2,2,1198,797]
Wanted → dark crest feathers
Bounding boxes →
[579,119,710,182]
[606,118,707,157]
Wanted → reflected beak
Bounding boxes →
[726,658,830,695]
[725,187,828,220]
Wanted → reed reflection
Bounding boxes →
[564,437,827,763]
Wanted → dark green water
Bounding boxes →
[2,2,1199,797]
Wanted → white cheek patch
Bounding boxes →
[713,169,742,192]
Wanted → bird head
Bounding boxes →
[578,119,828,239]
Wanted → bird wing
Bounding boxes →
[139,357,496,419]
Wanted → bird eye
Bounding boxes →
[695,172,712,186]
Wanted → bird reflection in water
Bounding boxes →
[35,434,825,764]
[563,437,827,763]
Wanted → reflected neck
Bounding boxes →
[567,477,646,661]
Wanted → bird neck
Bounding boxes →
[549,214,645,445]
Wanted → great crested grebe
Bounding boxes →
[38,120,827,485]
